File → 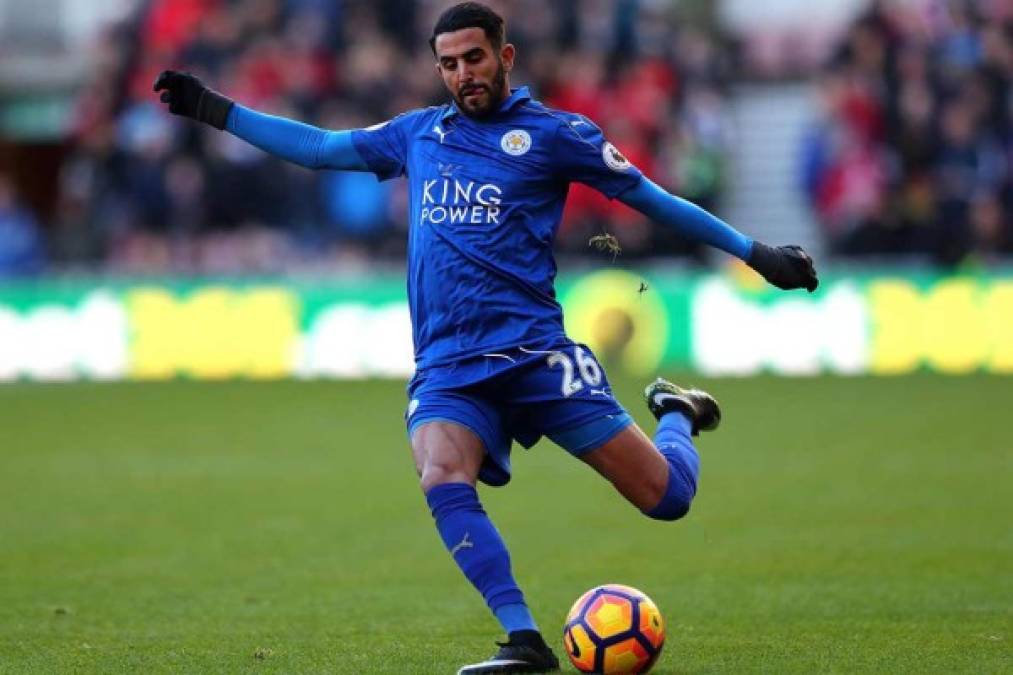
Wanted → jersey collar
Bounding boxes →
[442,86,532,121]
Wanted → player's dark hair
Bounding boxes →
[429,2,505,54]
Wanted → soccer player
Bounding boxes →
[155,3,817,672]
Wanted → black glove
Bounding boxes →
[153,70,234,130]
[747,242,819,292]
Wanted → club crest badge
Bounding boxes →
[602,142,632,172]
[501,129,532,156]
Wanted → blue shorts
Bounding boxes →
[406,340,634,486]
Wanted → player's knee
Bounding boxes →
[420,464,450,492]
[641,466,694,522]
[419,458,470,492]
[643,493,691,522]
[634,471,670,513]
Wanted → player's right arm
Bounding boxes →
[153,70,369,171]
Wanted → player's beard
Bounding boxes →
[456,60,507,119]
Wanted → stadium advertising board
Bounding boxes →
[0,270,1010,381]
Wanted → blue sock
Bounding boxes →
[494,603,538,635]
[647,412,700,521]
[426,483,538,633]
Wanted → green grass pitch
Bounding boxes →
[1,374,1010,674]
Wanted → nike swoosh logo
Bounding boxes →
[567,626,581,658]
[653,392,678,408]
[456,659,529,675]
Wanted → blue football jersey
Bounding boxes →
[350,87,642,373]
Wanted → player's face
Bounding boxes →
[434,27,514,118]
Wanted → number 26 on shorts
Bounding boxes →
[547,347,602,397]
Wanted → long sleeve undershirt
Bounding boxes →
[225,104,367,171]
[619,176,753,260]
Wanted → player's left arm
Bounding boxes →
[553,115,817,292]
[619,176,819,292]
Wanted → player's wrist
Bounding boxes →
[196,88,234,130]
[746,241,777,275]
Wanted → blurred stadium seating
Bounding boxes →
[0,0,1009,278]
[803,0,1012,264]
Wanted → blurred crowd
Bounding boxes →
[803,0,1013,264]
[13,0,732,276]
[5,0,1009,278]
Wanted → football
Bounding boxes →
[563,584,666,674]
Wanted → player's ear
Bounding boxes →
[501,43,515,72]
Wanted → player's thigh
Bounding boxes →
[406,387,511,489]
[580,423,670,512]
[506,342,624,448]
[410,421,486,490]
[504,342,667,508]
